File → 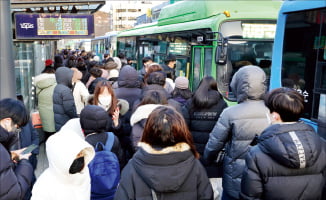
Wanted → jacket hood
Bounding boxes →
[55,67,73,88]
[60,118,85,139]
[118,65,141,88]
[45,130,95,182]
[132,142,196,192]
[258,122,322,169]
[230,65,266,103]
[79,105,110,135]
[130,104,161,126]
[35,73,56,90]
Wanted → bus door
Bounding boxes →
[190,46,213,90]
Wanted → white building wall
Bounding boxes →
[109,0,167,31]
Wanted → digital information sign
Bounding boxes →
[15,14,94,39]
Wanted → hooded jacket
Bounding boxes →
[240,122,326,200]
[130,104,162,152]
[53,67,78,131]
[31,130,95,200]
[114,142,213,200]
[115,65,142,109]
[204,65,270,199]
[0,126,34,200]
[35,73,56,132]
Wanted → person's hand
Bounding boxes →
[112,107,120,127]
[11,148,31,163]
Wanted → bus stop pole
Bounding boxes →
[0,0,16,99]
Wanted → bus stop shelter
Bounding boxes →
[0,0,105,99]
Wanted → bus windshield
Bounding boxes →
[218,20,276,101]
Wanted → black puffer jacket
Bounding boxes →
[114,65,142,153]
[204,66,270,199]
[114,142,213,200]
[182,90,227,177]
[240,122,326,200]
[80,105,126,169]
[0,126,33,200]
[53,67,77,131]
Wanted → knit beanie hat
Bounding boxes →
[175,76,189,89]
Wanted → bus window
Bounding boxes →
[281,9,326,121]
[218,20,276,101]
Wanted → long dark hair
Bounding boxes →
[192,76,221,108]
[141,106,199,158]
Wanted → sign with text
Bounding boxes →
[15,14,94,39]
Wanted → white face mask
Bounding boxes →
[98,95,112,110]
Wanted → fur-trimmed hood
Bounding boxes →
[138,142,190,154]
[131,142,196,193]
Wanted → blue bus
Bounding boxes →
[270,1,326,137]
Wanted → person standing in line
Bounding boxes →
[71,68,89,116]
[31,129,95,200]
[161,54,177,81]
[88,80,122,135]
[203,65,270,200]
[0,98,34,200]
[13,94,40,200]
[80,105,125,169]
[171,76,192,107]
[182,76,227,200]
[53,66,78,132]
[114,105,213,200]
[130,90,168,152]
[114,65,142,158]
[138,56,153,82]
[34,60,56,139]
[240,87,326,200]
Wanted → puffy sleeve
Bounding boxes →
[114,164,135,200]
[0,145,33,200]
[203,109,231,163]
[240,147,263,200]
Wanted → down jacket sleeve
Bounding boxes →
[240,148,263,200]
[114,164,135,200]
[0,145,33,200]
[203,109,231,163]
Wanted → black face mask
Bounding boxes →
[69,156,85,174]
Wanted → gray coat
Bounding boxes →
[53,67,77,131]
[204,65,270,199]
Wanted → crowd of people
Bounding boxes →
[0,49,325,200]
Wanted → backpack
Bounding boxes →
[88,132,120,200]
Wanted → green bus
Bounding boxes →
[117,0,281,100]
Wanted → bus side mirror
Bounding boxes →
[215,33,228,65]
